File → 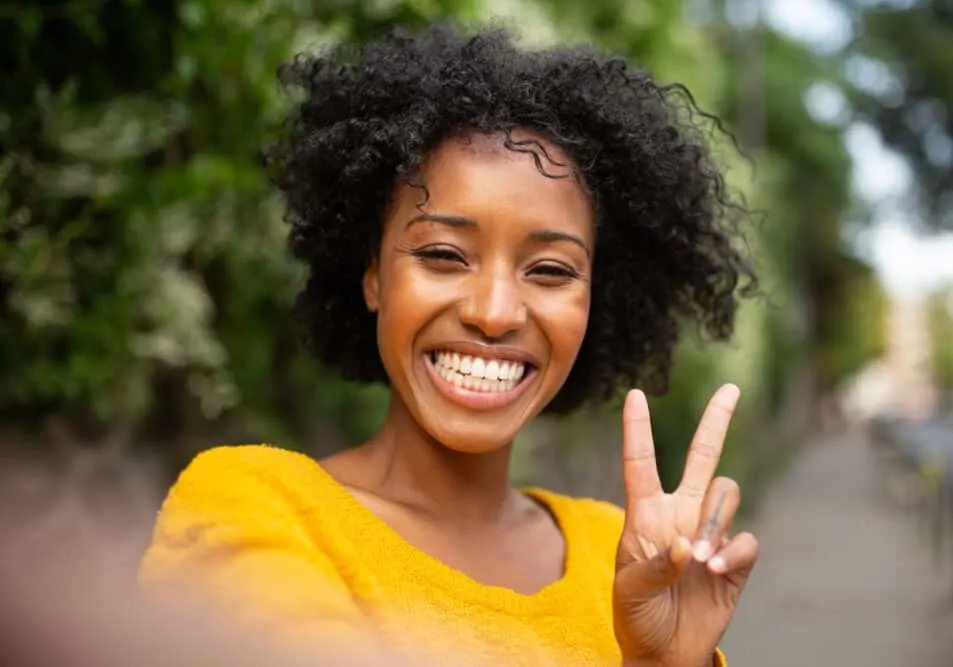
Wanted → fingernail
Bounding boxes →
[708,556,726,573]
[693,540,713,562]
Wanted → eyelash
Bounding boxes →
[531,263,578,279]
[415,248,465,263]
[412,248,579,280]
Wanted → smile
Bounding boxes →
[425,350,536,411]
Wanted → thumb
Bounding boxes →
[615,536,692,599]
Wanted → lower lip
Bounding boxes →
[424,355,536,412]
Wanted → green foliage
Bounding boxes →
[813,251,888,390]
[843,0,953,230]
[0,0,894,486]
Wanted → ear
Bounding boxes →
[363,259,380,313]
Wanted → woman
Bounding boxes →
[141,23,759,667]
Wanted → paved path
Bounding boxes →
[720,430,953,667]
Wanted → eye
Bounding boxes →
[528,262,579,283]
[412,246,467,266]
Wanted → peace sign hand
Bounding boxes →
[612,384,759,667]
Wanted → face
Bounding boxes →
[363,130,595,453]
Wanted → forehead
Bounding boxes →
[395,130,594,232]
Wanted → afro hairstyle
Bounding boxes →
[265,22,757,415]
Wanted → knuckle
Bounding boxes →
[711,397,738,415]
[713,476,741,497]
[625,412,652,425]
[690,438,720,459]
[680,483,706,499]
[690,428,724,457]
[623,447,657,463]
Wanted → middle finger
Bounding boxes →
[677,384,740,498]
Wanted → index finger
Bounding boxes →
[622,389,663,506]
[677,384,741,498]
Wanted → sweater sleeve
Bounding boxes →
[139,446,369,643]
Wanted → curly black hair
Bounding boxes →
[266,22,757,415]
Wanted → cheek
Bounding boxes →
[376,261,453,352]
[538,287,591,364]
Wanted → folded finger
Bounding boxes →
[615,535,693,597]
[692,477,740,563]
[707,531,759,578]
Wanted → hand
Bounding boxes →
[612,384,758,667]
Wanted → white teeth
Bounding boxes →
[471,357,485,377]
[431,351,528,393]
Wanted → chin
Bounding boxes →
[424,419,522,456]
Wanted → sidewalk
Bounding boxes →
[720,430,953,666]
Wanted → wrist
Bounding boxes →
[621,652,718,667]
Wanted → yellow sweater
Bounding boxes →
[141,445,726,666]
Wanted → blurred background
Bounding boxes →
[1,0,952,664]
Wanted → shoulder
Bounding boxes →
[164,444,328,508]
[149,444,344,550]
[173,443,319,484]
[142,446,370,632]
[143,444,353,585]
[163,445,320,511]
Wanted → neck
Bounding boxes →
[360,394,516,525]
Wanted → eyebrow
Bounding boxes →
[405,213,590,256]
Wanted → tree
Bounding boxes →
[1,0,882,495]
[928,285,953,397]
[840,0,953,230]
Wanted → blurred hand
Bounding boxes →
[0,459,413,667]
[0,538,424,667]
[612,385,759,667]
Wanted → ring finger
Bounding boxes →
[692,476,740,563]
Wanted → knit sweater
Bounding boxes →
[140,445,726,666]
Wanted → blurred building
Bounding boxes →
[841,298,938,422]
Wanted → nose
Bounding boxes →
[458,263,528,339]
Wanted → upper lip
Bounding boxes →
[427,341,539,368]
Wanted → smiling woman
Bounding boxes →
[140,22,760,667]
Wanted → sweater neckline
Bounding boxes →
[307,460,585,614]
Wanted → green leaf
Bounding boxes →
[18,6,42,39]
